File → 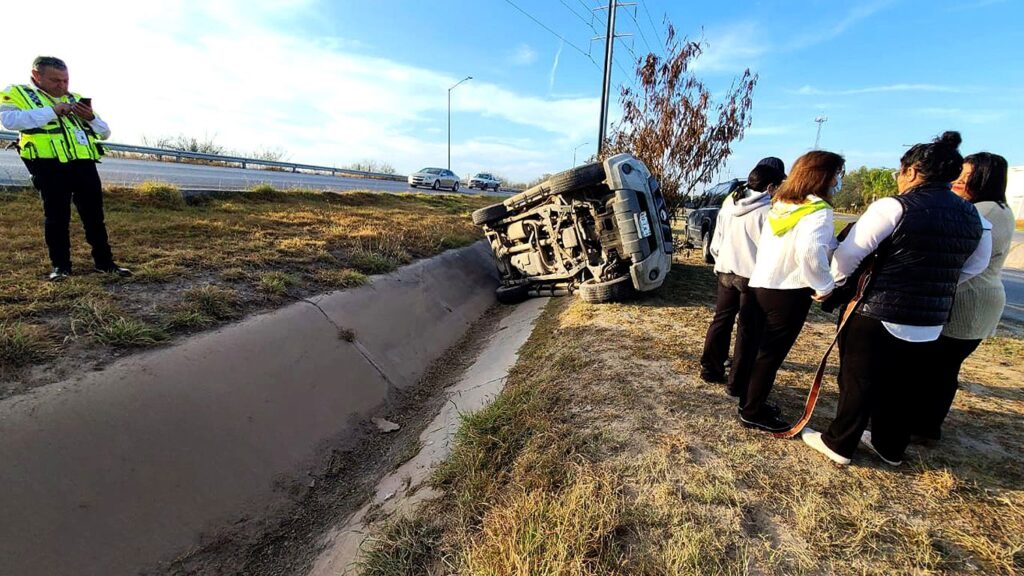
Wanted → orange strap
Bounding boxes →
[771,272,870,439]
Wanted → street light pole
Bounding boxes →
[813,116,828,150]
[448,76,473,171]
[573,142,590,166]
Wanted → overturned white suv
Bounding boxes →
[472,153,673,304]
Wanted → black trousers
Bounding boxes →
[700,273,750,378]
[24,159,113,270]
[732,287,813,419]
[822,313,930,460]
[912,335,982,440]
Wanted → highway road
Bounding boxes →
[0,150,479,195]
[1003,267,1024,326]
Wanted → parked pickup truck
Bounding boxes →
[472,153,673,304]
[681,179,745,263]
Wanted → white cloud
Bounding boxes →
[691,22,767,72]
[549,41,564,93]
[0,0,595,181]
[791,84,967,96]
[509,43,538,66]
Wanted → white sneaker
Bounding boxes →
[801,428,851,465]
[859,431,902,467]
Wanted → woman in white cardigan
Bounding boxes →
[914,152,1014,441]
[732,151,842,432]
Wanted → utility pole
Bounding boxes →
[597,0,617,155]
[593,1,635,155]
[813,116,828,150]
[448,76,473,170]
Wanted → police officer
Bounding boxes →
[1,56,130,281]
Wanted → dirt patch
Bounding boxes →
[0,186,495,397]
[359,250,1024,575]
[144,302,515,576]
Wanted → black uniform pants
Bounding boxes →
[24,159,113,270]
[912,335,982,440]
[700,273,750,378]
[733,287,813,418]
[822,313,930,461]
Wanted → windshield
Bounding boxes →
[418,168,441,174]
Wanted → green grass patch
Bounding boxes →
[167,285,240,330]
[0,321,54,376]
[132,181,186,209]
[71,299,168,347]
[258,271,299,296]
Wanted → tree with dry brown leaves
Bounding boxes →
[603,25,757,214]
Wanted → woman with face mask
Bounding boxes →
[802,132,992,467]
[730,151,842,433]
[911,152,1012,442]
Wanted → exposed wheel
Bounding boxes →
[577,275,635,304]
[493,184,500,192]
[702,230,714,264]
[471,202,509,226]
[453,181,460,192]
[496,283,530,304]
[432,180,440,190]
[547,162,605,195]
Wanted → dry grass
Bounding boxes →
[0,185,494,394]
[361,250,1024,575]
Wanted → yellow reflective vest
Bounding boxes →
[1,84,104,162]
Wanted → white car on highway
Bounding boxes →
[408,167,461,191]
[468,173,501,191]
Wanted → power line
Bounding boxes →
[638,0,665,48]
[626,9,654,53]
[502,0,601,69]
[559,0,595,29]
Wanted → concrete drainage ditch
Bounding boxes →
[0,241,544,576]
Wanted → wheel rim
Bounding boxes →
[433,180,439,190]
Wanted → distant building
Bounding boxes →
[1009,166,1023,221]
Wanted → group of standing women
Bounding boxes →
[699,131,1014,467]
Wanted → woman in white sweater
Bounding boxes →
[732,151,842,432]
[700,161,786,385]
[914,152,1013,441]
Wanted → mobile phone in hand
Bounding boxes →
[79,97,92,106]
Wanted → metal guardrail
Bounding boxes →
[0,130,406,182]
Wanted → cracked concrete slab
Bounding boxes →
[0,242,499,576]
[308,297,548,576]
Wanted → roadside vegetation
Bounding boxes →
[359,249,1023,576]
[0,183,494,395]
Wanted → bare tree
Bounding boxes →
[604,25,757,213]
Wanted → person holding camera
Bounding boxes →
[802,132,991,467]
[1,56,130,281]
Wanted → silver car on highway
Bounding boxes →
[408,167,461,191]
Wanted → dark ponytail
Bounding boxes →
[900,130,964,183]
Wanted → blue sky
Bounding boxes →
[2,0,1021,182]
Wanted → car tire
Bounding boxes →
[578,275,635,304]
[471,202,509,226]
[496,283,530,304]
[702,230,714,264]
[453,181,460,192]
[432,180,440,191]
[547,162,605,195]
[493,184,500,192]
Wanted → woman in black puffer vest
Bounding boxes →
[800,131,992,467]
